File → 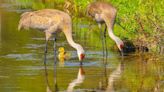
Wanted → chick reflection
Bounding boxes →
[67,65,85,92]
[58,47,71,67]
[105,62,124,92]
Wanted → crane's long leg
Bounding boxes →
[44,40,48,76]
[104,25,108,60]
[53,34,58,92]
[99,24,105,58]
[43,39,52,92]
[44,40,48,67]
[44,56,52,92]
[54,35,57,71]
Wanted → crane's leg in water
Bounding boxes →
[53,34,58,91]
[44,53,52,92]
[44,31,52,65]
[44,40,48,67]
[43,39,53,91]
[53,34,57,74]
[99,24,105,58]
[104,25,108,61]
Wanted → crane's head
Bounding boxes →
[79,53,85,61]
[76,44,85,61]
[115,38,124,56]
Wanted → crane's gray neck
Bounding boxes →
[108,28,120,44]
[64,27,84,54]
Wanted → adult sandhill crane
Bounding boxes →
[18,9,85,64]
[86,2,124,56]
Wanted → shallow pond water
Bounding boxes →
[0,2,164,92]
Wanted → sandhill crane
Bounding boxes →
[86,2,124,56]
[18,9,85,64]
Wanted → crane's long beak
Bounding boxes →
[121,50,124,57]
[79,54,85,65]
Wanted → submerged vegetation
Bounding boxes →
[1,0,164,53]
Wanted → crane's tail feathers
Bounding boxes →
[18,23,22,31]
[18,20,23,31]
[18,12,32,31]
[20,12,31,17]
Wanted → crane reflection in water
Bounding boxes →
[67,65,85,92]
[99,56,124,92]
[43,61,85,92]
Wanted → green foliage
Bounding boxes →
[32,2,45,10]
[70,0,163,52]
[109,0,164,52]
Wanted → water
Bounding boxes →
[0,2,164,92]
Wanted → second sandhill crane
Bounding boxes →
[87,2,124,56]
[18,9,85,63]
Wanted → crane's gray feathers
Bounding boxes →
[18,9,69,31]
[18,12,33,30]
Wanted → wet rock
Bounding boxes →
[122,39,136,53]
[135,45,149,52]
[122,39,149,55]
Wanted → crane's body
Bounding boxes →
[19,9,72,40]
[87,2,124,55]
[87,2,116,28]
[18,9,85,61]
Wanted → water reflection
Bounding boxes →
[106,61,124,92]
[98,56,124,92]
[44,60,58,92]
[44,60,53,92]
[0,10,1,46]
[139,54,164,92]
[67,65,85,92]
[99,64,107,90]
[44,59,85,92]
